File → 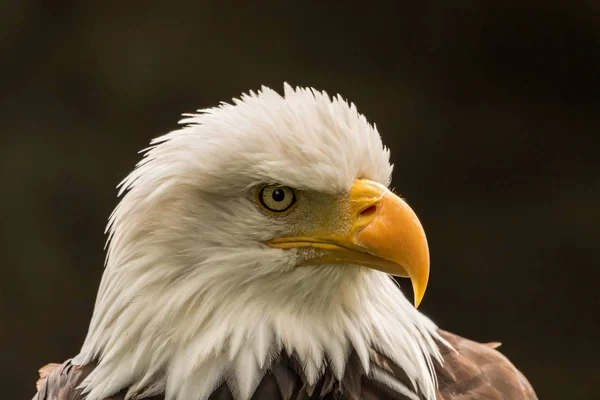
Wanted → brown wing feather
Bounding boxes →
[32,359,163,400]
[33,360,97,400]
[36,364,61,392]
[33,330,536,400]
[434,330,537,400]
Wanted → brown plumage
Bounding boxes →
[33,330,536,400]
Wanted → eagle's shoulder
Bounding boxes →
[33,360,94,400]
[434,330,537,400]
[32,360,164,400]
[32,352,418,400]
[33,332,537,400]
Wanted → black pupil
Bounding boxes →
[272,188,286,202]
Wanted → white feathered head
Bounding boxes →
[75,84,442,400]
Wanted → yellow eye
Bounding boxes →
[258,186,296,213]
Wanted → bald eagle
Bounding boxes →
[33,85,537,400]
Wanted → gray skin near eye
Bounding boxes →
[257,187,350,237]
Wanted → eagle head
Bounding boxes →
[74,84,442,400]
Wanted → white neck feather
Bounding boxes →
[74,243,443,400]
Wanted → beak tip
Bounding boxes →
[413,294,423,308]
[412,277,428,308]
[413,293,423,308]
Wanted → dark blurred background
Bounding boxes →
[1,1,598,399]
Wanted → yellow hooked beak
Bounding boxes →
[268,179,430,307]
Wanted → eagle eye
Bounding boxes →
[258,185,296,213]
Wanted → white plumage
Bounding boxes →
[72,84,444,400]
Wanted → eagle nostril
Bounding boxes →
[360,205,377,217]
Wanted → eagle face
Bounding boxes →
[74,84,442,400]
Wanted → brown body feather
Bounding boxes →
[33,330,536,400]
